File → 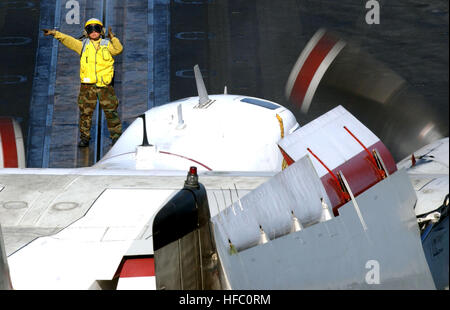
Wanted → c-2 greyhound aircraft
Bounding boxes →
[0,29,448,290]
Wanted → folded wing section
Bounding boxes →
[278,106,397,215]
[212,155,332,253]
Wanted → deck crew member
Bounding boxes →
[43,18,123,147]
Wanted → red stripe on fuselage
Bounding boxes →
[117,257,155,278]
[289,32,339,108]
[0,117,18,168]
[159,151,212,171]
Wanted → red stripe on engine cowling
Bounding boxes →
[117,257,155,278]
[289,32,339,108]
[0,117,18,168]
[320,140,397,216]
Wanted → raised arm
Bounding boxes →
[42,29,83,55]
[106,27,123,56]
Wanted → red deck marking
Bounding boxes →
[0,117,18,168]
[289,32,339,109]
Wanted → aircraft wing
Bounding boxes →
[278,105,397,215]
[211,158,435,289]
[0,105,444,290]
[0,169,271,289]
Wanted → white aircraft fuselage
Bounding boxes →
[96,94,299,172]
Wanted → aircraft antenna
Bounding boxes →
[176,104,186,129]
[138,114,151,146]
[194,64,211,107]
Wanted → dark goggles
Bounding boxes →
[85,24,102,34]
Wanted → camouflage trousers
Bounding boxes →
[77,84,122,141]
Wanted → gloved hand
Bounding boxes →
[42,29,56,36]
[107,27,115,39]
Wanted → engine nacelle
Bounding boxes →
[152,167,223,290]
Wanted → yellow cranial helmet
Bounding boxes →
[84,18,103,28]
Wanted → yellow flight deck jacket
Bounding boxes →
[54,31,123,87]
